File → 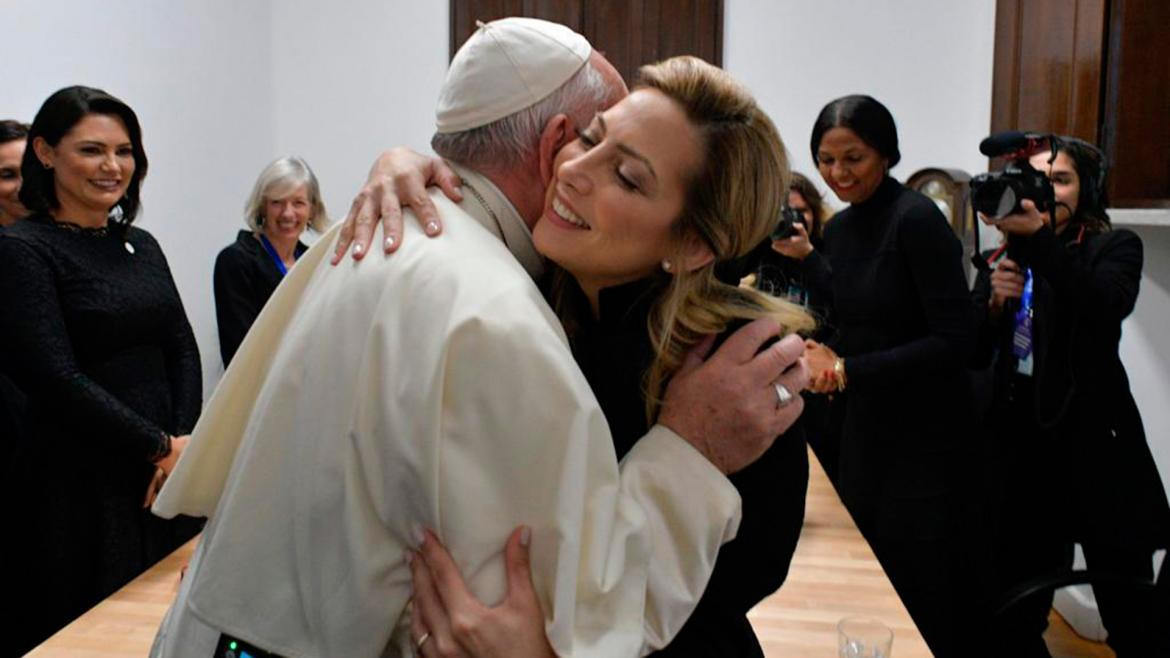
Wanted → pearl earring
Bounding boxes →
[661,260,673,272]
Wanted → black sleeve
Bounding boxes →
[149,236,202,434]
[798,249,833,308]
[1015,225,1142,325]
[969,261,1003,369]
[846,206,977,386]
[213,245,263,367]
[0,237,170,459]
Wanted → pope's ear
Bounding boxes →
[538,114,574,186]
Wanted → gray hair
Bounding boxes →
[431,61,611,171]
[243,156,330,233]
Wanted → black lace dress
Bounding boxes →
[0,214,203,650]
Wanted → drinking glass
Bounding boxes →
[837,616,893,658]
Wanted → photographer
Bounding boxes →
[756,172,830,305]
[756,172,844,484]
[972,136,1170,656]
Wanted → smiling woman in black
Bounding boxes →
[778,95,984,657]
[0,86,202,653]
[213,156,327,367]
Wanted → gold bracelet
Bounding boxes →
[833,358,847,393]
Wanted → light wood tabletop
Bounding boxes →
[29,448,928,657]
[748,450,932,657]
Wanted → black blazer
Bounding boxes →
[213,230,306,366]
[972,225,1170,547]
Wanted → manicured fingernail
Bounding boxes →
[425,221,439,235]
[404,549,414,567]
[520,526,531,547]
[384,236,396,250]
[410,523,425,548]
[353,243,364,256]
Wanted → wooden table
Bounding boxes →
[748,451,932,657]
[30,449,927,657]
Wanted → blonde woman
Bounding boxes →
[213,156,329,366]
[362,56,814,657]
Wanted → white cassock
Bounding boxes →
[151,164,741,658]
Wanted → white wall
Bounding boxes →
[725,0,997,204]
[268,1,449,229]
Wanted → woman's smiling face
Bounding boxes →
[533,87,703,299]
[815,126,887,205]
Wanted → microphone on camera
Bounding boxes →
[979,131,1048,158]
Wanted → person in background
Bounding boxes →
[775,94,985,656]
[972,136,1170,657]
[757,171,843,485]
[0,86,202,652]
[213,155,328,366]
[0,117,33,656]
[0,119,30,228]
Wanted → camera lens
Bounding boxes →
[972,179,1017,219]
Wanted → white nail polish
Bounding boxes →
[426,221,439,234]
[353,243,364,256]
[384,236,396,250]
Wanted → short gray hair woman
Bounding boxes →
[242,156,330,233]
[214,156,329,366]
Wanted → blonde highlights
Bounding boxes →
[634,56,814,420]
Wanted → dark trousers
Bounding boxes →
[989,379,1165,657]
[837,416,990,658]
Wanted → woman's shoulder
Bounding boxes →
[216,231,261,262]
[1081,225,1142,262]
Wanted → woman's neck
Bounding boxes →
[261,231,298,264]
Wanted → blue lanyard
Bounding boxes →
[1012,268,1034,361]
[259,234,291,277]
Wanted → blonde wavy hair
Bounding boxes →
[556,56,815,422]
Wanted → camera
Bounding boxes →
[771,206,806,240]
[969,131,1056,220]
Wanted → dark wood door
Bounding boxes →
[990,0,1169,207]
[1100,0,1170,207]
[450,0,723,86]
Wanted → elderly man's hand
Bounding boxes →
[658,320,809,475]
[330,147,464,265]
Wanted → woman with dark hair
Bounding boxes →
[775,94,984,656]
[973,136,1170,656]
[0,119,30,227]
[0,86,202,650]
[214,156,330,366]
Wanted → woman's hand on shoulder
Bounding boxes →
[331,147,464,265]
[409,526,554,658]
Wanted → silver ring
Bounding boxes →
[416,631,431,650]
[773,382,794,408]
